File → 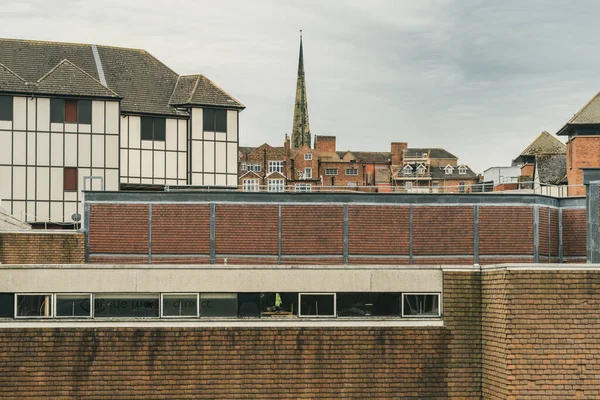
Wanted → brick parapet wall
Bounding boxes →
[0,232,84,264]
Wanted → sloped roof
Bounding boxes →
[567,91,600,124]
[518,131,565,157]
[0,38,243,115]
[407,148,458,159]
[430,165,478,179]
[36,60,118,98]
[536,154,566,185]
[353,151,391,163]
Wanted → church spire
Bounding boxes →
[291,30,311,149]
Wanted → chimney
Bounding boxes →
[315,135,336,153]
[284,134,291,159]
[391,142,407,165]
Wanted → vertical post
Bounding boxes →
[548,208,551,260]
[210,203,216,264]
[148,204,152,264]
[473,205,479,265]
[84,200,90,263]
[558,208,563,263]
[587,181,600,263]
[533,205,539,263]
[343,204,349,265]
[278,204,282,264]
[409,205,413,265]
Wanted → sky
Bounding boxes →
[2,0,599,173]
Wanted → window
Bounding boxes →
[141,116,166,141]
[238,293,261,317]
[200,293,237,317]
[268,179,285,192]
[325,168,338,176]
[247,164,261,172]
[16,294,52,318]
[458,166,467,175]
[50,99,92,124]
[203,108,227,133]
[240,162,247,171]
[304,167,312,179]
[405,181,413,190]
[63,168,78,192]
[93,294,159,318]
[0,293,14,317]
[162,294,198,317]
[402,294,440,317]
[336,293,400,317]
[444,165,454,175]
[269,161,284,173]
[304,153,312,160]
[243,179,259,192]
[299,293,335,317]
[416,164,426,175]
[260,293,298,317]
[56,294,92,317]
[402,165,413,176]
[0,96,13,121]
[295,183,312,192]
[459,182,465,193]
[346,168,358,176]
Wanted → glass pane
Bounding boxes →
[200,293,237,317]
[300,294,335,316]
[16,295,51,317]
[163,295,198,317]
[0,96,13,121]
[336,293,400,317]
[260,293,298,317]
[403,294,440,317]
[56,295,91,317]
[140,116,153,141]
[153,117,166,141]
[0,293,14,317]
[238,293,260,317]
[77,100,92,124]
[94,294,159,318]
[50,98,64,123]
[203,108,215,131]
[215,109,227,133]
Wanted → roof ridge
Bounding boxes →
[0,62,25,82]
[568,91,600,123]
[37,59,120,97]
[199,74,245,108]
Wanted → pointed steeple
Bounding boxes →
[291,31,311,149]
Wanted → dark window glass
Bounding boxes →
[163,294,198,317]
[64,168,78,191]
[0,96,13,121]
[94,294,159,318]
[403,294,440,317]
[153,117,166,141]
[16,295,51,317]
[238,293,260,317]
[336,293,400,317]
[215,109,227,132]
[50,98,65,123]
[203,108,215,131]
[260,292,298,317]
[77,100,92,124]
[0,293,14,317]
[56,295,91,317]
[200,293,237,317]
[299,294,335,316]
[64,99,78,123]
[141,116,153,140]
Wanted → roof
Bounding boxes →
[518,131,565,157]
[536,154,566,185]
[352,151,391,164]
[567,91,600,124]
[430,165,478,180]
[0,38,244,115]
[405,148,458,159]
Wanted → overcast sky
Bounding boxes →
[2,0,599,172]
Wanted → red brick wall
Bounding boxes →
[0,232,84,264]
[413,206,474,256]
[479,207,533,258]
[347,205,409,255]
[89,204,148,254]
[152,204,210,255]
[281,205,343,255]
[216,204,278,255]
[566,136,600,196]
[563,208,586,261]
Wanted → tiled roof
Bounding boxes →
[353,151,391,163]
[519,131,565,157]
[36,60,118,98]
[0,38,243,116]
[407,148,458,159]
[430,165,478,179]
[536,154,566,185]
[567,92,600,124]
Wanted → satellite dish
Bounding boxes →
[71,213,81,222]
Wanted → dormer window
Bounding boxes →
[402,165,413,176]
[304,153,312,161]
[458,166,467,175]
[444,165,454,175]
[416,164,426,175]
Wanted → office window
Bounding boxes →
[268,179,285,192]
[141,117,166,141]
[260,293,298,317]
[269,161,283,173]
[203,108,227,133]
[162,294,198,317]
[304,167,312,179]
[0,96,13,121]
[295,183,311,192]
[299,293,335,317]
[325,168,338,176]
[16,294,52,318]
[56,294,92,317]
[304,153,312,160]
[346,168,358,176]
[93,294,159,318]
[64,168,78,191]
[243,179,259,192]
[200,293,237,317]
[0,293,14,317]
[238,293,261,317]
[402,294,440,317]
[336,293,401,317]
[50,99,92,124]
